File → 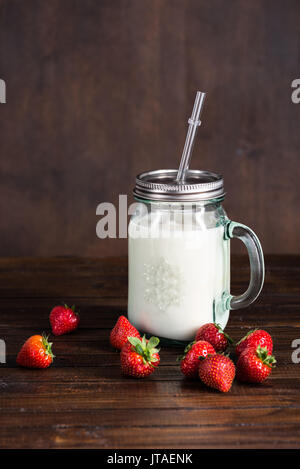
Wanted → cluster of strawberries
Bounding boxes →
[16,305,80,368]
[110,316,276,392]
[110,316,161,377]
[179,323,276,392]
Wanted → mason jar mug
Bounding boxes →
[128,170,264,342]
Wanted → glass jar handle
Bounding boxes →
[224,221,265,310]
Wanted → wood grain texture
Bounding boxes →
[0,1,300,256]
[0,255,299,448]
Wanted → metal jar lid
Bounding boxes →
[133,169,225,202]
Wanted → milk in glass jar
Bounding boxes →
[128,170,264,341]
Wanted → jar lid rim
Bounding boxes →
[133,169,225,202]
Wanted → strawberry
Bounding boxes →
[198,354,235,392]
[50,304,80,336]
[235,329,273,356]
[236,345,276,383]
[178,340,216,378]
[110,315,140,350]
[120,335,160,378]
[195,323,232,352]
[17,335,54,369]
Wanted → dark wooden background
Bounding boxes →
[0,0,299,257]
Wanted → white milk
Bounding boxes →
[128,212,230,341]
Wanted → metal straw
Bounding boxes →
[176,91,206,182]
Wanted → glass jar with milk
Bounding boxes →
[128,92,264,342]
[128,169,264,341]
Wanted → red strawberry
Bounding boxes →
[198,354,235,392]
[121,336,160,378]
[235,329,273,356]
[178,340,216,378]
[110,315,140,350]
[50,304,80,336]
[17,335,54,369]
[236,345,276,383]
[195,323,232,352]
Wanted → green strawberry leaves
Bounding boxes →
[256,345,276,368]
[148,336,159,349]
[64,303,80,317]
[42,334,55,359]
[127,336,141,347]
[128,335,160,365]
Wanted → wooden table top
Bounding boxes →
[0,255,299,449]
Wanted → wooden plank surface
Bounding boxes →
[0,255,300,448]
